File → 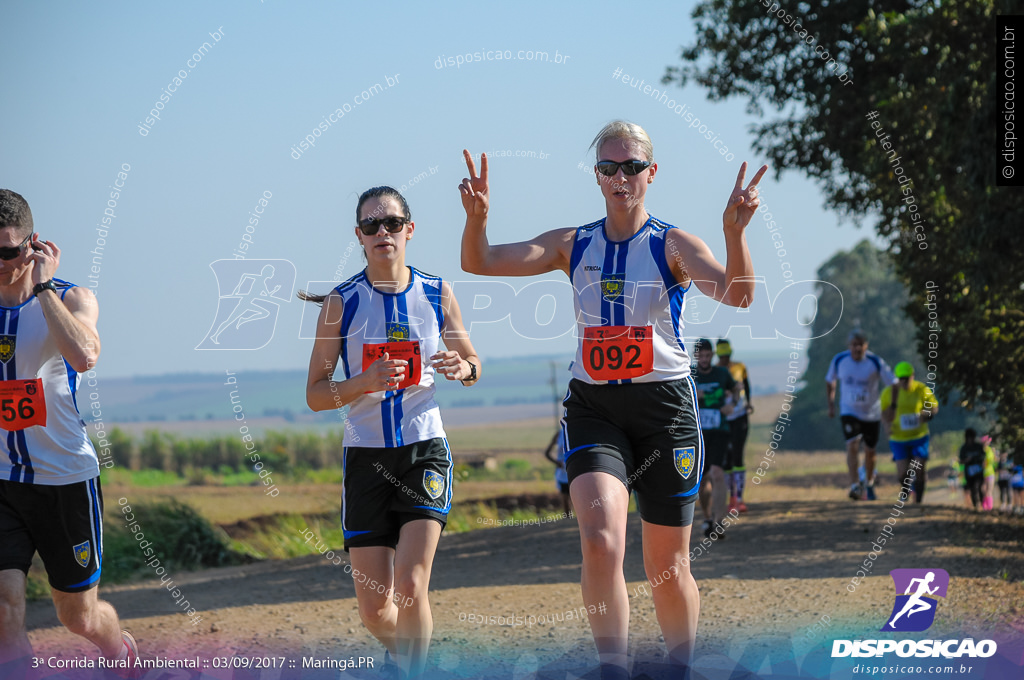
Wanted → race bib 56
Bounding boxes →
[0,378,46,430]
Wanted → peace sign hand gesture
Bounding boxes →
[723,161,768,233]
[459,149,489,218]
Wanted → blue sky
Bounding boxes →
[2,1,883,378]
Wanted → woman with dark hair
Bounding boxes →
[304,186,480,679]
[460,121,765,678]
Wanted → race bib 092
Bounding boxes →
[582,326,653,381]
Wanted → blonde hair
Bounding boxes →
[589,120,654,162]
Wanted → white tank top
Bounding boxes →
[0,279,99,485]
[569,217,692,384]
[336,267,446,447]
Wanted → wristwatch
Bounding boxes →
[461,361,477,385]
[32,280,57,297]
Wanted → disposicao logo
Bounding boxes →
[832,568,997,659]
[882,568,948,632]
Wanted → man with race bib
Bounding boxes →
[825,330,895,501]
[880,362,938,504]
[693,338,739,537]
[0,190,139,678]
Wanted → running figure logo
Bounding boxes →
[881,568,949,632]
[197,260,296,350]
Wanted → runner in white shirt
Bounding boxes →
[460,120,766,679]
[303,185,479,680]
[825,329,895,501]
[0,189,139,678]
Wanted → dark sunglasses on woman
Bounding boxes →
[358,216,408,235]
[595,159,652,177]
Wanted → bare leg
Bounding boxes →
[864,446,877,486]
[698,476,712,523]
[914,458,927,502]
[642,521,699,669]
[710,465,727,524]
[846,437,861,487]
[51,587,124,658]
[569,472,630,675]
[349,546,398,655]
[0,571,31,667]
[393,519,442,680]
[896,458,910,495]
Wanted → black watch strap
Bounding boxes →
[32,280,57,297]
[461,361,477,384]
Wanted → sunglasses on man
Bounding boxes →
[0,233,35,261]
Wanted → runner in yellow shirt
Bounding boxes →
[880,362,938,503]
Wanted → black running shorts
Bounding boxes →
[841,415,881,448]
[0,477,104,593]
[702,430,730,472]
[561,377,701,527]
[342,437,452,551]
[725,414,749,471]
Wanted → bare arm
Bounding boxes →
[29,238,100,373]
[305,292,408,410]
[432,281,481,384]
[459,149,575,277]
[664,162,766,307]
[826,381,837,418]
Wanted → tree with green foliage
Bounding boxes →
[787,239,975,449]
[667,0,1024,449]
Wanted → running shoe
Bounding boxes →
[118,630,140,680]
[728,496,738,513]
[703,520,713,538]
[849,483,862,501]
[737,501,748,513]
[380,649,399,680]
[865,484,877,501]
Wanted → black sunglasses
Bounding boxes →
[0,233,33,261]
[358,216,408,236]
[596,159,652,177]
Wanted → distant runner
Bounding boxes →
[0,190,139,679]
[715,338,752,513]
[981,435,997,512]
[825,330,895,501]
[996,450,1013,513]
[880,362,938,503]
[543,430,573,517]
[958,429,986,511]
[694,338,739,537]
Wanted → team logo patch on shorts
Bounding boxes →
[423,470,445,500]
[601,274,625,301]
[674,447,696,479]
[73,541,91,568]
[0,335,15,363]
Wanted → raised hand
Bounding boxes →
[723,162,768,232]
[459,149,489,218]
[28,234,60,284]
